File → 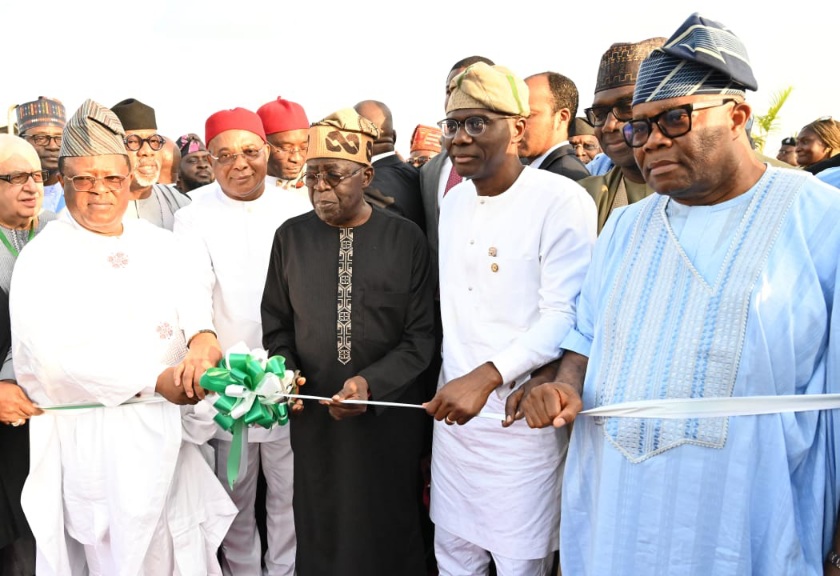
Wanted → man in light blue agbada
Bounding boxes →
[510,13,840,576]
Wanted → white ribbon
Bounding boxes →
[580,394,840,419]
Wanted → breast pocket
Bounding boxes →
[363,290,410,345]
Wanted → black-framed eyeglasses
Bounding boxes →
[303,166,364,189]
[65,174,129,191]
[437,115,517,139]
[0,170,49,185]
[584,100,634,127]
[24,134,63,147]
[621,99,736,148]
[124,134,166,151]
[270,144,309,156]
[209,146,266,166]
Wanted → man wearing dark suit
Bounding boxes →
[354,100,425,229]
[519,72,589,181]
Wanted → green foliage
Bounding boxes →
[751,86,794,153]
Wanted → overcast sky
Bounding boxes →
[2,0,837,156]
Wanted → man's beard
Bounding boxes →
[180,172,214,192]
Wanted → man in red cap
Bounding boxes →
[174,107,311,576]
[257,97,310,196]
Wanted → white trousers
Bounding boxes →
[435,526,554,576]
[216,436,295,576]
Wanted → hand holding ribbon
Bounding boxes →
[200,343,296,488]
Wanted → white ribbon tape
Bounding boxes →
[580,394,840,419]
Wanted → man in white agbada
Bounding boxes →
[424,63,596,575]
[174,106,310,576]
[10,99,236,576]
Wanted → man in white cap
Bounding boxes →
[174,106,310,576]
[11,98,235,576]
[513,13,840,575]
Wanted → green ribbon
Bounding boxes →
[201,353,291,488]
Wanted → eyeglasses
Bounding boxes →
[407,156,430,167]
[584,100,634,127]
[24,134,63,147]
[572,142,600,152]
[437,115,516,139]
[124,134,166,151]
[209,146,266,165]
[621,100,735,148]
[0,170,49,185]
[65,174,129,191]
[270,144,309,156]
[303,166,364,188]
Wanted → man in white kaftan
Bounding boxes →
[175,107,310,576]
[9,99,235,576]
[425,63,596,575]
[513,14,840,576]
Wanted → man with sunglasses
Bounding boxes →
[0,134,52,575]
[577,38,664,233]
[174,107,311,576]
[513,14,840,575]
[425,62,596,575]
[262,108,434,576]
[111,98,190,229]
[15,97,67,213]
[257,97,311,196]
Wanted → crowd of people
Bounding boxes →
[1,11,840,576]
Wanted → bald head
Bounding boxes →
[354,100,395,155]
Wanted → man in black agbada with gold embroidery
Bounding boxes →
[261,108,434,576]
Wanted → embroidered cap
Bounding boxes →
[633,13,758,105]
[111,98,157,131]
[410,125,442,154]
[308,109,379,166]
[175,133,207,157]
[594,38,666,94]
[59,99,127,158]
[446,62,530,117]
[15,97,66,133]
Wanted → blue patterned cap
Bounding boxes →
[633,13,757,105]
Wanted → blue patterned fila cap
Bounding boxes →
[633,13,758,105]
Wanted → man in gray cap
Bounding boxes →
[10,99,235,575]
[111,98,190,228]
[511,13,840,575]
[424,62,596,575]
[15,97,67,213]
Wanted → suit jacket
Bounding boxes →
[419,151,448,265]
[369,154,425,230]
[537,144,590,181]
